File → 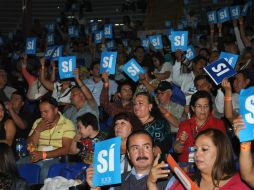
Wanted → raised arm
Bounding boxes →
[209,23,216,50]
[239,17,251,47]
[232,19,245,54]
[39,58,54,91]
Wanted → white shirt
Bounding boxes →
[154,61,173,82]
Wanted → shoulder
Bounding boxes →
[221,173,251,190]
[4,119,15,130]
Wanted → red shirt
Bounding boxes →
[176,115,226,162]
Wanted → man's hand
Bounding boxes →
[221,78,231,92]
[35,119,53,133]
[233,115,246,139]
[30,151,43,163]
[148,154,170,185]
[101,71,109,84]
[86,166,96,188]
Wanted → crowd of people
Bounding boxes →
[0,0,254,189]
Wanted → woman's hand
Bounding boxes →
[221,78,231,92]
[86,166,96,188]
[233,115,246,139]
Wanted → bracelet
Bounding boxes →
[104,82,109,88]
[42,151,47,160]
[224,96,232,101]
[241,142,251,151]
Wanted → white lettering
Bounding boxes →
[245,95,254,124]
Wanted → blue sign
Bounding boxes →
[68,26,79,37]
[122,58,145,82]
[242,1,251,16]
[104,24,113,39]
[219,52,239,69]
[46,34,54,46]
[141,38,150,49]
[217,7,230,23]
[204,58,236,85]
[149,35,163,50]
[95,31,103,44]
[230,6,241,20]
[207,10,217,23]
[93,137,121,187]
[177,23,184,30]
[91,22,98,33]
[239,86,254,142]
[122,39,128,47]
[171,31,188,52]
[186,45,196,60]
[26,37,36,54]
[165,20,171,28]
[47,23,55,33]
[58,56,76,79]
[45,46,62,61]
[100,52,117,74]
[106,40,115,51]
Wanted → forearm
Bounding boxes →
[163,112,180,128]
[224,91,233,122]
[76,79,95,102]
[234,26,245,54]
[39,68,54,91]
[69,140,79,154]
[21,67,37,87]
[147,181,159,190]
[9,109,27,129]
[27,130,41,146]
[239,22,251,47]
[142,80,155,93]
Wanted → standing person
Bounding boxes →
[69,113,106,164]
[174,91,225,164]
[233,116,254,188]
[133,92,172,157]
[0,101,16,147]
[86,130,171,190]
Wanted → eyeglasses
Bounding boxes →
[194,104,210,110]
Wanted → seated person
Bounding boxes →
[18,97,76,183]
[0,68,16,102]
[69,113,106,164]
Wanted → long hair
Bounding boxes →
[0,101,9,125]
[194,129,236,188]
[0,143,19,179]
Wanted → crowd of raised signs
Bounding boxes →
[0,0,254,188]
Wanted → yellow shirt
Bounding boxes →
[29,113,76,151]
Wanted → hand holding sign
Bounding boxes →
[101,71,109,84]
[171,31,188,52]
[233,115,246,140]
[239,86,254,142]
[58,56,76,79]
[86,167,96,188]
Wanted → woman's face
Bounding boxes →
[191,98,210,121]
[194,135,217,174]
[114,119,132,139]
[233,73,249,93]
[152,57,161,68]
[0,104,5,122]
[133,95,152,119]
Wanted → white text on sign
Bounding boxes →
[97,144,115,173]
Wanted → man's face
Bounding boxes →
[77,121,90,138]
[70,88,83,106]
[0,70,7,88]
[39,102,58,122]
[91,64,100,78]
[135,48,145,61]
[127,134,154,172]
[156,89,172,105]
[10,94,24,111]
[195,79,212,93]
[119,84,133,101]
[193,59,206,76]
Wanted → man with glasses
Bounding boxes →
[86,130,171,190]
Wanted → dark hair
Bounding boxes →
[194,75,216,96]
[113,112,143,132]
[134,92,162,119]
[192,55,207,66]
[151,52,165,66]
[117,81,134,93]
[134,46,145,53]
[189,91,213,116]
[194,129,236,188]
[77,113,99,131]
[126,130,154,151]
[0,172,13,190]
[89,61,100,70]
[0,143,19,179]
[39,96,58,108]
[11,91,25,102]
[237,69,254,87]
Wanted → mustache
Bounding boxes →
[136,157,149,161]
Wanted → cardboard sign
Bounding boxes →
[204,58,236,85]
[122,58,145,82]
[47,23,55,33]
[91,22,98,33]
[167,154,200,190]
[230,5,241,20]
[185,45,196,60]
[141,38,150,49]
[106,40,115,51]
[217,7,230,23]
[95,31,103,44]
[45,46,62,61]
[219,52,239,69]
[93,137,121,187]
[171,31,188,52]
[104,24,113,39]
[58,56,76,79]
[239,86,254,142]
[100,52,117,74]
[68,26,79,38]
[149,35,163,50]
[26,37,36,54]
[207,10,217,23]
[242,1,251,16]
[46,34,54,46]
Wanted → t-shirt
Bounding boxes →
[29,113,76,151]
[154,61,173,82]
[77,131,106,164]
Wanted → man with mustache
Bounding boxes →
[86,130,171,190]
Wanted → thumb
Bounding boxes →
[153,153,160,166]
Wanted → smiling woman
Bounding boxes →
[174,91,226,164]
